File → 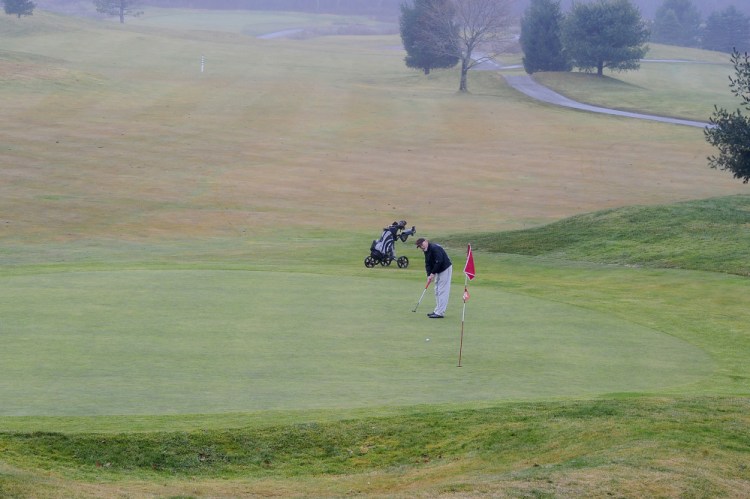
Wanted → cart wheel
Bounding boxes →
[380,257,390,266]
[364,256,376,268]
[397,256,409,268]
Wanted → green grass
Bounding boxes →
[533,45,736,122]
[1,8,749,498]
[1,398,748,497]
[0,270,714,416]
[450,195,750,276]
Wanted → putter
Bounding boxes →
[412,276,433,312]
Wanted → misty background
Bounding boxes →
[32,0,750,21]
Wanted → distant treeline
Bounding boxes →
[556,0,748,18]
[147,0,403,16]
[36,0,750,21]
[143,0,749,19]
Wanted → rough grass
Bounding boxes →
[0,12,745,250]
[128,7,398,37]
[1,398,748,497]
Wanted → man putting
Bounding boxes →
[415,237,452,318]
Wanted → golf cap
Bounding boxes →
[415,238,426,246]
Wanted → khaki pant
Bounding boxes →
[433,265,452,316]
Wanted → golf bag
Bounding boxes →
[364,220,416,268]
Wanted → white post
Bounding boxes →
[200,55,205,73]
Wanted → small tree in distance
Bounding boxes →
[520,0,570,74]
[3,0,35,18]
[400,0,459,75]
[703,6,750,54]
[94,0,142,24]
[418,0,515,92]
[562,0,649,77]
[705,49,750,183]
[652,0,701,48]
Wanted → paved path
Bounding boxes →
[503,74,711,128]
[257,29,303,39]
[258,32,712,129]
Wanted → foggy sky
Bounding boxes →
[34,0,750,20]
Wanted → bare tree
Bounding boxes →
[421,0,515,92]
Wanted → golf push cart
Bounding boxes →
[364,220,416,268]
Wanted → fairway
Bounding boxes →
[1,8,749,497]
[1,270,712,416]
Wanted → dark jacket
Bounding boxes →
[423,243,452,276]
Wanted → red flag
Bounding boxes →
[463,244,475,281]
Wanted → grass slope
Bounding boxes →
[451,195,750,276]
[533,44,736,122]
[1,398,748,497]
[1,11,745,248]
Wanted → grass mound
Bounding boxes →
[1,398,748,497]
[455,195,750,276]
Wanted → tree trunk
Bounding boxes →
[597,61,604,76]
[459,57,469,92]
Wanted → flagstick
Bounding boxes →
[458,273,468,367]
[459,243,475,368]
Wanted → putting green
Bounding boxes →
[0,270,713,416]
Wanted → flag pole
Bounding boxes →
[458,243,475,368]
[458,272,468,367]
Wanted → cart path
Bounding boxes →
[257,31,713,129]
[257,29,304,39]
[503,74,711,128]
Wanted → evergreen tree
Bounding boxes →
[94,0,142,24]
[562,0,649,77]
[3,0,35,18]
[652,0,701,48]
[705,49,750,183]
[399,0,459,75]
[703,6,750,53]
[520,0,570,74]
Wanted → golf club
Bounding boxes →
[412,275,433,312]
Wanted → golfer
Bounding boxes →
[415,237,452,318]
